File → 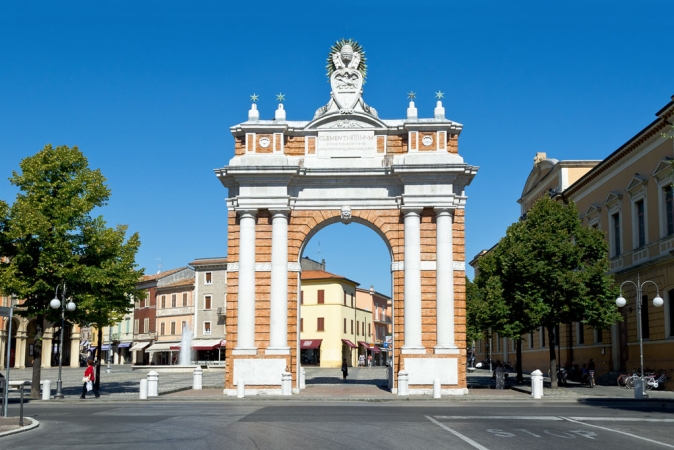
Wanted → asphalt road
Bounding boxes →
[3,401,674,450]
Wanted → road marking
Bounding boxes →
[560,416,674,448]
[433,416,562,420]
[426,416,490,450]
[568,417,674,423]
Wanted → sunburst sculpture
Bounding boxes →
[325,38,367,84]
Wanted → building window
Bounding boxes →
[317,317,324,332]
[134,319,139,334]
[351,320,354,334]
[125,318,130,334]
[160,322,165,336]
[636,199,646,248]
[351,294,354,308]
[161,295,166,309]
[205,272,212,284]
[205,295,212,310]
[641,295,650,339]
[300,318,304,332]
[181,321,187,333]
[171,294,177,308]
[204,322,211,335]
[612,212,621,257]
[356,321,359,336]
[666,186,674,236]
[369,324,371,337]
[143,318,149,334]
[362,322,365,336]
[577,323,584,345]
[318,290,325,304]
[300,291,304,305]
[144,294,149,308]
[344,318,347,334]
[170,322,176,335]
[182,293,188,307]
[595,328,603,343]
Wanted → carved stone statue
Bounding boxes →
[314,39,378,119]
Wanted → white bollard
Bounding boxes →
[147,371,159,397]
[531,369,543,399]
[139,379,148,400]
[634,378,646,399]
[433,378,441,399]
[41,380,51,400]
[237,379,245,398]
[300,367,306,389]
[193,367,203,390]
[398,371,409,396]
[281,372,292,396]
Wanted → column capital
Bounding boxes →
[434,207,453,216]
[269,209,290,218]
[401,207,423,216]
[238,209,258,218]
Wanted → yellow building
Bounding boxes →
[300,270,372,368]
[473,95,674,386]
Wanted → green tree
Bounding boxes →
[0,145,143,397]
[470,196,619,387]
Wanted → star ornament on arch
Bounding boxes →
[407,91,416,100]
[435,90,444,100]
[250,93,259,103]
[276,92,286,103]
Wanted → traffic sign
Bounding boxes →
[0,307,11,318]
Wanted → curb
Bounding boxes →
[0,417,39,437]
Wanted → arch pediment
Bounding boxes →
[305,111,387,130]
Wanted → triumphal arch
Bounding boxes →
[216,40,477,395]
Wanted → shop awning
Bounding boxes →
[89,345,110,351]
[145,343,175,353]
[300,339,322,349]
[117,342,132,348]
[169,339,225,351]
[129,342,150,352]
[370,346,381,353]
[341,339,357,349]
[80,340,89,347]
[358,341,369,348]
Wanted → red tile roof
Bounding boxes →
[301,270,359,286]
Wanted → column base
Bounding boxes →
[265,347,290,355]
[232,347,258,356]
[401,346,426,355]
[433,345,459,355]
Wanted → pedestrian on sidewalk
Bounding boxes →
[341,358,348,381]
[80,358,100,399]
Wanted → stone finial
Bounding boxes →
[434,100,445,120]
[533,152,547,165]
[275,103,286,121]
[407,100,418,120]
[248,103,260,121]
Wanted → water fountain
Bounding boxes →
[179,324,193,366]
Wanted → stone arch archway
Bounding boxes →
[217,41,477,396]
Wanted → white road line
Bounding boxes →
[433,416,562,420]
[568,417,674,422]
[560,416,674,448]
[425,415,490,450]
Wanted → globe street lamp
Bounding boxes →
[50,282,76,399]
[616,274,663,398]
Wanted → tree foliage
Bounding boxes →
[0,144,143,396]
[469,196,620,386]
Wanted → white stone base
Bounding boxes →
[232,347,258,356]
[405,357,458,384]
[234,358,287,385]
[401,347,427,355]
[433,346,460,355]
[265,347,291,355]
[224,388,283,396]
[408,388,468,395]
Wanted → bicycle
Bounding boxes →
[645,371,667,390]
[617,370,639,388]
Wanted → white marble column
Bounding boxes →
[0,330,6,370]
[41,329,53,368]
[435,208,458,353]
[16,332,26,369]
[234,209,258,355]
[70,330,81,368]
[402,208,424,353]
[267,210,290,354]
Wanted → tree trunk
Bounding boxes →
[515,338,523,383]
[548,325,558,388]
[95,327,103,390]
[30,316,44,398]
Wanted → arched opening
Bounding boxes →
[298,219,393,388]
[9,318,19,368]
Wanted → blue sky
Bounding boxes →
[1,1,673,296]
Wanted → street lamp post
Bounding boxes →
[50,283,76,399]
[616,274,663,398]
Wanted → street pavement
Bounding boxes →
[2,400,673,449]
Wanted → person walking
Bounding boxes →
[80,358,100,399]
[341,358,348,381]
